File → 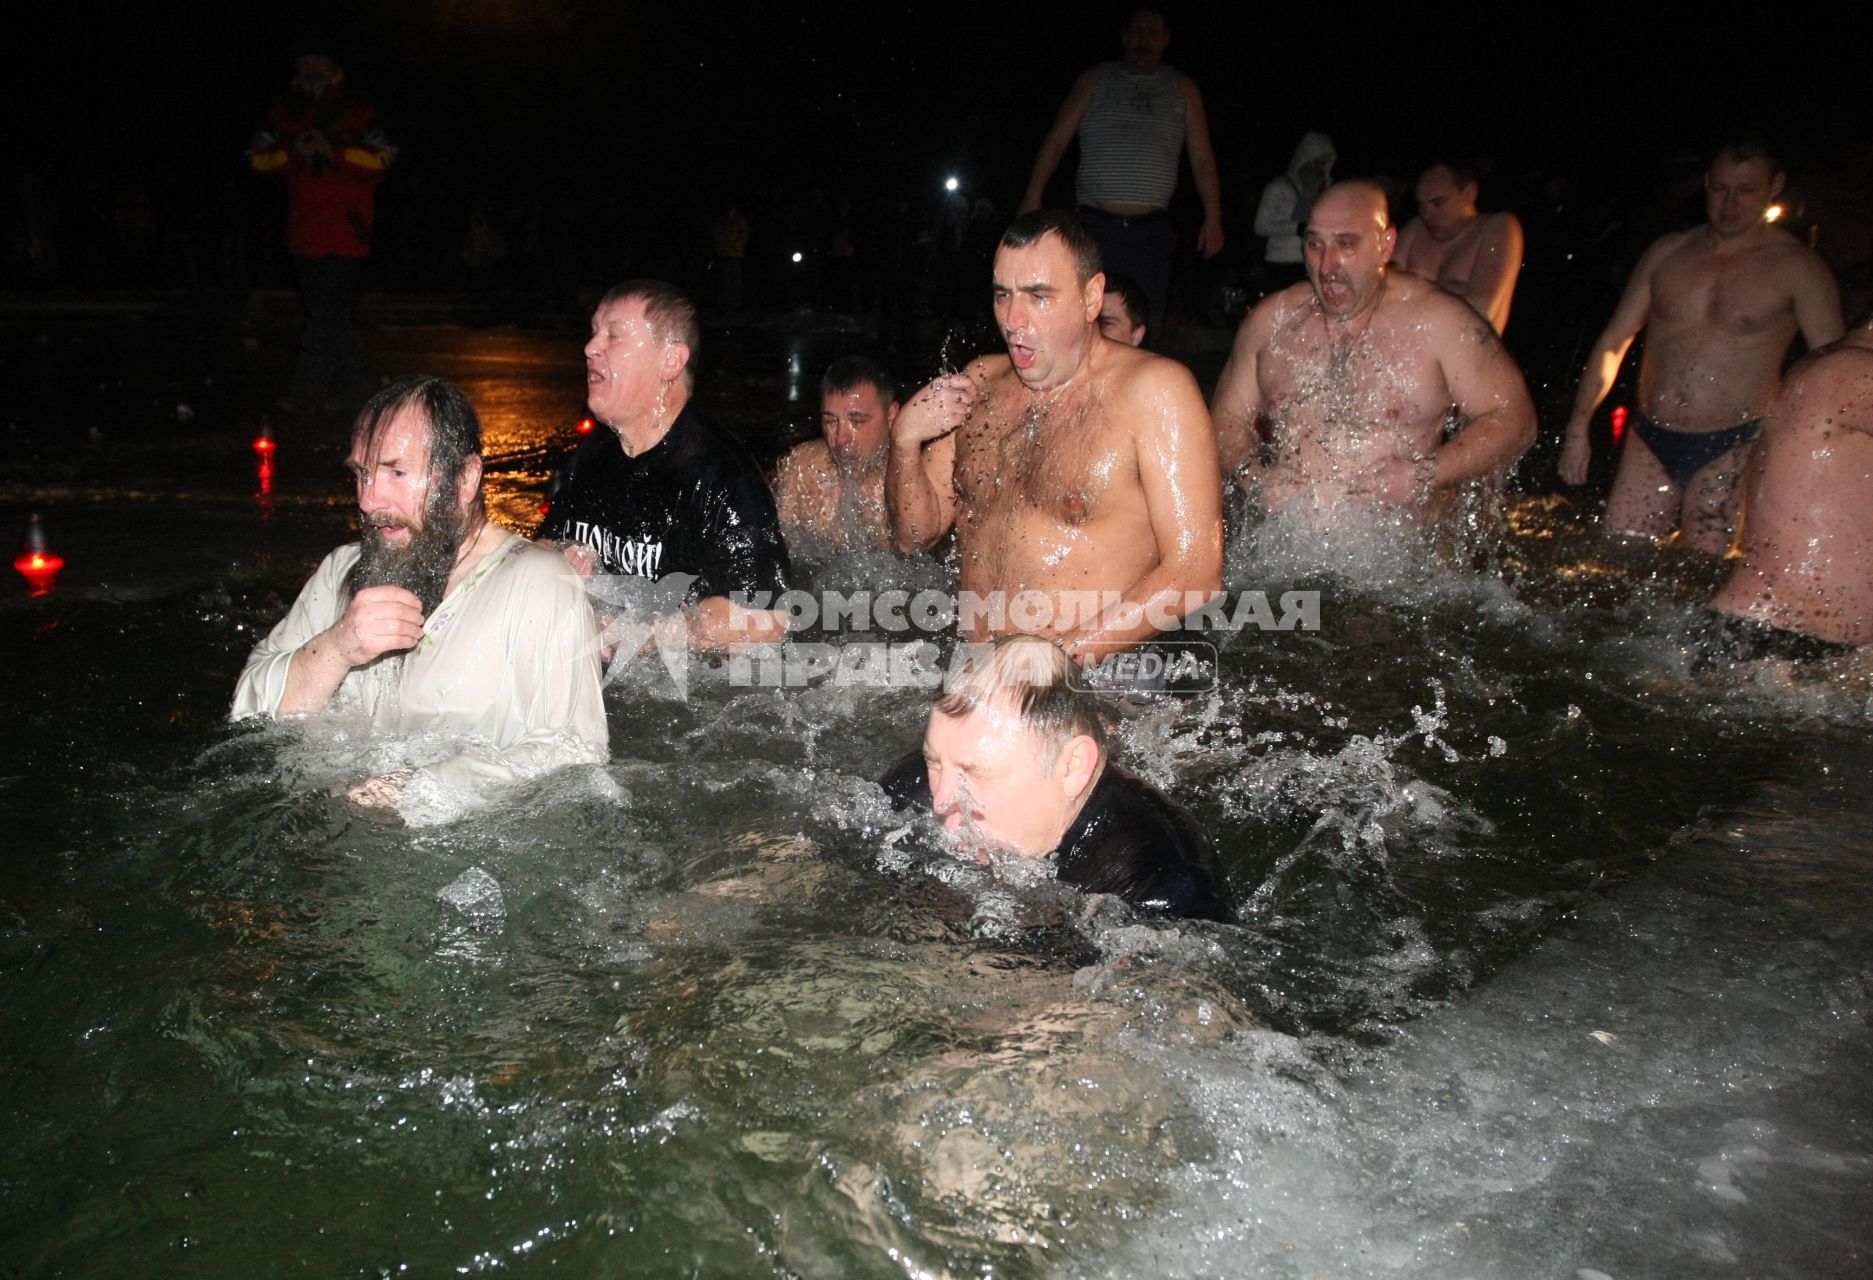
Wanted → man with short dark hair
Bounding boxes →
[888,210,1223,664]
[232,376,607,823]
[1560,140,1844,554]
[542,279,789,648]
[1097,273,1149,347]
[1017,5,1224,336]
[771,356,899,551]
[1393,158,1524,334]
[881,635,1230,921]
[1212,181,1536,527]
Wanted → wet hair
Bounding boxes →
[933,635,1108,765]
[1000,210,1104,288]
[1102,273,1150,329]
[598,278,701,385]
[352,375,483,508]
[1712,132,1784,178]
[821,355,897,407]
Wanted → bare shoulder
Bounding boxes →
[1105,341,1203,408]
[1398,274,1504,354]
[1479,210,1524,241]
[1643,227,1700,270]
[1762,227,1834,277]
[778,438,832,476]
[962,353,1011,389]
[1239,283,1311,348]
[1790,332,1873,404]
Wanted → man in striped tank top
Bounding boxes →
[1018,6,1224,340]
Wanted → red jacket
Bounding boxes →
[248,77,394,259]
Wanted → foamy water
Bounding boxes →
[3,494,1869,1277]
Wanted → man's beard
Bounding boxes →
[349,490,464,616]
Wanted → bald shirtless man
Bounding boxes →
[887,210,1223,665]
[1707,316,1873,657]
[1393,160,1524,334]
[1211,181,1536,527]
[1559,140,1844,555]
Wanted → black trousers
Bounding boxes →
[289,254,368,403]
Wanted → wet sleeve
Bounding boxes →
[230,549,352,721]
[1066,775,1234,923]
[693,466,791,601]
[399,552,610,827]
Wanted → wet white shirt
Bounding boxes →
[232,532,608,824]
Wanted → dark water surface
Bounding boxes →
[1,313,1867,1278]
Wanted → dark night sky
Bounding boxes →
[8,2,1868,263]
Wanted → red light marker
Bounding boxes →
[1610,405,1628,444]
[13,514,64,595]
[576,417,595,436]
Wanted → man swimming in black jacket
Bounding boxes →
[882,634,1231,922]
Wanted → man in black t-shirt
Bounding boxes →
[881,634,1231,923]
[542,279,789,650]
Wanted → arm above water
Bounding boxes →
[1059,361,1224,664]
[1210,298,1275,481]
[1427,307,1539,489]
[1789,247,1846,351]
[1019,67,1099,214]
[886,369,976,552]
[1466,212,1524,335]
[1181,75,1224,258]
[232,547,423,720]
[1560,232,1676,485]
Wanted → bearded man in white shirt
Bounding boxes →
[232,375,608,823]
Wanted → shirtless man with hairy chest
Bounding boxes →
[887,211,1222,665]
[1212,181,1536,527]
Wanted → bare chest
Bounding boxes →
[1259,315,1449,446]
[955,385,1132,528]
[1652,246,1796,336]
[1402,229,1482,292]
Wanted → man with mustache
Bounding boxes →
[880,635,1230,922]
[1212,180,1536,526]
[233,376,607,822]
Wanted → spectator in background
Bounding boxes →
[1253,132,1335,294]
[248,47,395,416]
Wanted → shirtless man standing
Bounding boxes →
[887,210,1223,665]
[1211,181,1536,526]
[1393,160,1524,334]
[1707,316,1873,655]
[771,356,899,552]
[1559,141,1844,555]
